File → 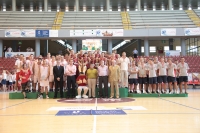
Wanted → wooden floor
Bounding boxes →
[0,89,200,133]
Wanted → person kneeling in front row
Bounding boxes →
[76,72,88,99]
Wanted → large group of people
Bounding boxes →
[0,48,190,99]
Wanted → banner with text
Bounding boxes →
[70,29,123,37]
[49,30,58,37]
[184,28,200,36]
[21,29,35,37]
[165,50,180,56]
[5,52,34,58]
[5,29,21,37]
[161,29,176,36]
[35,30,49,37]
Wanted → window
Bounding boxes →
[150,46,156,53]
[164,46,169,52]
[188,46,197,52]
[141,46,144,53]
[176,46,181,52]
[141,46,156,53]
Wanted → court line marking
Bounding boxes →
[92,98,97,133]
[0,99,34,110]
[159,98,200,111]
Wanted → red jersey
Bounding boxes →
[19,69,31,83]
[76,75,87,86]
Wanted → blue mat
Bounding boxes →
[56,110,126,116]
[92,110,126,115]
[56,110,91,116]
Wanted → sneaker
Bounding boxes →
[82,95,88,99]
[143,90,147,94]
[169,91,173,94]
[40,95,43,99]
[137,90,141,94]
[46,95,49,99]
[130,91,133,93]
[15,90,18,92]
[76,95,81,99]
[24,96,27,99]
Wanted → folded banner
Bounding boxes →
[161,29,176,36]
[5,52,34,58]
[184,28,200,36]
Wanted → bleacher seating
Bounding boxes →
[61,11,123,29]
[0,10,197,29]
[194,9,200,17]
[129,10,197,28]
[0,12,56,29]
[0,57,16,73]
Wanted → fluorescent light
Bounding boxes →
[101,9,103,11]
[127,9,129,11]
[179,7,183,10]
[188,7,192,10]
[118,9,121,11]
[144,9,147,11]
[153,9,156,11]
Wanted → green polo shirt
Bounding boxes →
[86,68,97,79]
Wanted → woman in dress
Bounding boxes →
[38,59,50,99]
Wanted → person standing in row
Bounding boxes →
[38,59,50,99]
[177,57,189,94]
[98,60,108,98]
[109,60,121,98]
[119,52,130,88]
[128,61,138,93]
[53,59,64,99]
[65,59,76,98]
[32,58,42,92]
[86,64,98,98]
[133,48,138,58]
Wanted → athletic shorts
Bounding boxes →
[34,75,40,83]
[167,76,177,83]
[176,78,180,85]
[1,79,6,85]
[149,77,157,84]
[6,81,9,85]
[179,76,188,83]
[158,76,168,83]
[9,82,13,85]
[13,81,16,85]
[138,77,147,84]
[128,78,138,85]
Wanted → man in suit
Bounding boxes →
[53,59,64,99]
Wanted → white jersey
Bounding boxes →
[33,62,41,76]
[167,63,177,77]
[147,64,157,78]
[40,66,49,80]
[8,74,13,82]
[157,62,168,76]
[138,64,147,77]
[12,74,16,82]
[119,57,130,71]
[2,73,7,80]
[177,62,189,76]
[15,59,22,72]
[129,66,138,79]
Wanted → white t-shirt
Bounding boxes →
[2,73,7,80]
[138,64,147,77]
[129,66,138,79]
[177,62,189,76]
[7,47,12,52]
[167,63,177,77]
[15,59,22,72]
[119,57,130,71]
[147,64,157,78]
[157,62,168,76]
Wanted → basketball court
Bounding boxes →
[1,88,200,133]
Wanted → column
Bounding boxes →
[44,0,48,12]
[0,40,3,57]
[108,39,112,54]
[144,39,149,56]
[169,38,173,50]
[35,39,40,57]
[106,0,110,11]
[12,0,16,11]
[44,40,48,56]
[137,39,141,56]
[72,39,77,53]
[75,0,79,12]
[181,38,186,56]
[137,0,141,11]
[168,0,172,10]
